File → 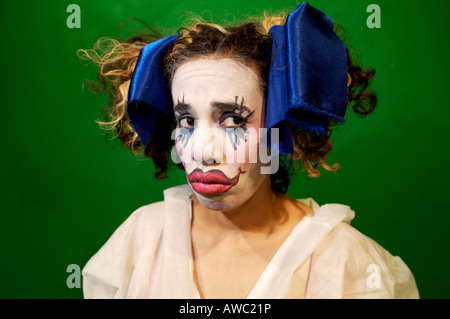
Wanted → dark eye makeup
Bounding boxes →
[174,95,255,129]
[218,112,253,128]
[177,115,196,128]
[176,111,253,129]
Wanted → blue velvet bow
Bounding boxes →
[127,1,347,155]
[127,34,178,146]
[266,2,348,154]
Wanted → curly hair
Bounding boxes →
[77,12,376,193]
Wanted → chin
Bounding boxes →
[190,184,256,212]
[194,191,242,212]
[195,196,235,211]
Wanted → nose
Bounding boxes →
[191,125,225,165]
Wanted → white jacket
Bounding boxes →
[82,184,419,299]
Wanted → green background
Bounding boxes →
[0,0,448,299]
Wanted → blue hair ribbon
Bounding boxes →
[127,34,178,146]
[266,2,348,154]
[127,2,348,155]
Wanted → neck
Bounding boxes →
[192,176,288,234]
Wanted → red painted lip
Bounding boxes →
[187,169,242,195]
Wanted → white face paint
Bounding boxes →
[171,58,268,211]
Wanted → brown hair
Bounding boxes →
[78,14,376,193]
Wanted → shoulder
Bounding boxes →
[89,199,167,256]
[101,183,193,239]
[101,200,167,247]
[82,200,166,298]
[131,200,166,239]
[306,222,419,299]
[81,184,194,299]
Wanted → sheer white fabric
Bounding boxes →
[82,184,419,299]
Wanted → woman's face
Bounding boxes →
[171,57,268,211]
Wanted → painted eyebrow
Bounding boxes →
[210,102,253,115]
[174,102,253,114]
[173,103,193,116]
[173,97,254,118]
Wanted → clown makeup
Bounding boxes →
[171,58,268,211]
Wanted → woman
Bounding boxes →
[79,2,419,298]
